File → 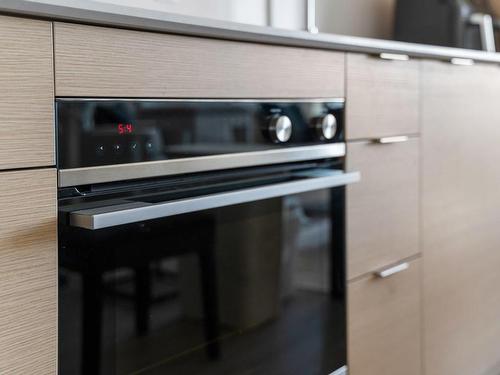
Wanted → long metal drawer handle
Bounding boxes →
[375,262,409,278]
[373,135,409,144]
[69,169,361,230]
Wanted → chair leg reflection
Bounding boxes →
[199,242,221,360]
[82,272,103,375]
[134,264,152,336]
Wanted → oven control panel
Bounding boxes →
[57,99,344,170]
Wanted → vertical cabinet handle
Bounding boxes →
[306,0,319,34]
[469,13,496,53]
[373,135,409,144]
[375,262,409,278]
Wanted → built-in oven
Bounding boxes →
[56,99,360,375]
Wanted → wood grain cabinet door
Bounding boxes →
[0,16,54,170]
[422,61,500,375]
[53,22,345,99]
[348,258,422,375]
[346,53,419,140]
[0,169,57,374]
[346,139,419,279]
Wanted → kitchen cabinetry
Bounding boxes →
[53,23,345,99]
[346,53,419,140]
[346,139,419,280]
[348,258,421,375]
[0,15,54,170]
[421,61,500,375]
[345,52,422,374]
[0,169,57,374]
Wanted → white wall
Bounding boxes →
[270,0,306,30]
[91,0,269,26]
[81,0,307,29]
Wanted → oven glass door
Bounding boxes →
[59,187,346,375]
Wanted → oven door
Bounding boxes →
[58,168,358,375]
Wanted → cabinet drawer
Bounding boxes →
[347,138,419,279]
[54,23,345,98]
[348,258,422,375]
[0,169,57,374]
[0,16,54,170]
[346,53,419,140]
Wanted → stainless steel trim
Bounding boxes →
[58,143,346,187]
[373,136,409,144]
[375,262,410,278]
[56,97,346,103]
[69,169,360,230]
[329,365,348,375]
[379,53,410,61]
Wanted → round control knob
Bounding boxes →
[313,113,337,140]
[268,115,292,143]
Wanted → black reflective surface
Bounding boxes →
[56,100,344,169]
[58,182,347,375]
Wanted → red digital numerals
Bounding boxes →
[117,123,133,134]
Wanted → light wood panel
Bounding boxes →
[346,53,419,140]
[422,61,500,375]
[346,139,419,279]
[53,22,345,98]
[348,258,421,375]
[0,15,54,170]
[0,169,57,374]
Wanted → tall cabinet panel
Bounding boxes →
[0,169,57,374]
[0,15,54,170]
[421,61,500,375]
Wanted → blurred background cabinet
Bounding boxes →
[421,60,500,375]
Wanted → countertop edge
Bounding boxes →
[2,0,500,64]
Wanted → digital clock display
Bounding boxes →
[117,123,134,135]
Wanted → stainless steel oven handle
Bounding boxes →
[69,169,360,230]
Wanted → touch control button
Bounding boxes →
[96,145,105,156]
[130,142,139,152]
[145,142,154,153]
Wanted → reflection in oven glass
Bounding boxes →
[59,190,345,375]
